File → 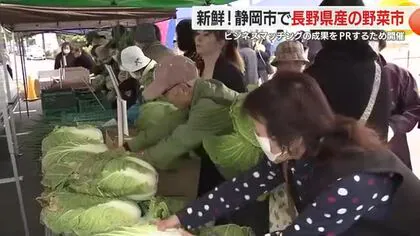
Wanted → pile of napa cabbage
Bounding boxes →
[39,126,255,236]
[39,126,159,235]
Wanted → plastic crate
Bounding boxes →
[75,90,111,113]
[77,98,111,113]
[41,88,78,111]
[61,110,115,123]
[43,107,79,119]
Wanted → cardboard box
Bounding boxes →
[104,127,201,201]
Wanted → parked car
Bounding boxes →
[26,47,46,60]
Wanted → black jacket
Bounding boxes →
[306,41,391,140]
[304,148,420,235]
[73,53,94,73]
[54,52,75,69]
[208,56,247,93]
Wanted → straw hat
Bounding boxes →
[271,41,309,67]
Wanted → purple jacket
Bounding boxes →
[380,55,420,133]
[379,54,420,169]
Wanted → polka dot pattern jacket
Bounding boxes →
[176,157,398,235]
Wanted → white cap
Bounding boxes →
[120,46,151,72]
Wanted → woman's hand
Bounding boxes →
[156,215,181,231]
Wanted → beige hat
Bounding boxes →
[143,55,198,101]
[120,46,151,73]
[271,41,309,67]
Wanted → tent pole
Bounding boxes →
[0,28,20,155]
[0,26,30,236]
[18,36,30,117]
[12,33,22,119]
[21,36,30,118]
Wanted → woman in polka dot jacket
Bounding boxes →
[158,72,420,236]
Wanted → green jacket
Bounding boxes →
[127,79,238,170]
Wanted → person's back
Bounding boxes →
[306,40,391,140]
[73,51,94,72]
[239,47,258,85]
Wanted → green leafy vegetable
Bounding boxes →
[39,191,142,236]
[203,133,262,179]
[68,150,158,201]
[136,101,178,130]
[230,95,259,147]
[199,224,255,236]
[41,142,108,189]
[42,126,104,155]
[94,224,183,236]
[145,197,188,220]
[42,142,108,173]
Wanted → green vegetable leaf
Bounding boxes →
[136,101,178,131]
[39,191,142,236]
[230,95,260,147]
[42,126,104,155]
[68,150,158,201]
[203,133,262,179]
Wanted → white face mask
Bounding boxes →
[130,71,141,79]
[255,134,284,163]
[63,49,70,55]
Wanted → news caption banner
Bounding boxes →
[191,6,420,40]
[224,30,406,41]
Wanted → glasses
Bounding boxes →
[162,83,181,95]
[162,82,192,95]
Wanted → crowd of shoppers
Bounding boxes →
[51,6,420,234]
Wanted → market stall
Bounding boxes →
[0,4,174,236]
[0,1,245,235]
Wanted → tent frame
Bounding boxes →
[0,25,29,236]
[0,4,176,235]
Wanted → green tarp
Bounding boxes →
[0,0,234,8]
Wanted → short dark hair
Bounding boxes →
[176,19,195,52]
[243,72,384,157]
[153,24,162,42]
[61,42,71,51]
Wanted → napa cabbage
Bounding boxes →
[42,142,108,172]
[144,197,187,220]
[95,224,183,236]
[203,133,262,179]
[202,94,263,179]
[136,101,178,130]
[67,150,158,201]
[41,142,108,189]
[230,94,259,147]
[42,126,104,155]
[39,191,142,236]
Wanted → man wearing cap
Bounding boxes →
[271,41,310,73]
[124,55,238,171]
[125,55,270,234]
